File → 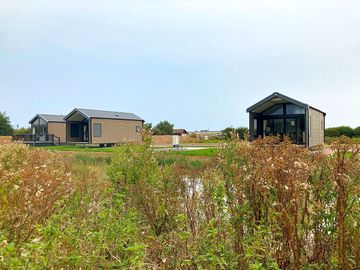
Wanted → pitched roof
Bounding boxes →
[173,128,188,134]
[29,114,65,124]
[64,108,144,121]
[246,92,326,115]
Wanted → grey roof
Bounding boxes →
[246,92,326,115]
[65,108,144,121]
[29,114,65,124]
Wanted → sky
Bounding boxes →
[1,0,360,130]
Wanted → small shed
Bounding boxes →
[246,92,326,147]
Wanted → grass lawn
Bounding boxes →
[40,145,219,157]
[40,145,115,153]
[168,148,219,157]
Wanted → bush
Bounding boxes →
[353,126,360,137]
[325,126,354,137]
[222,126,249,140]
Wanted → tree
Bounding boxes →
[353,126,360,137]
[236,127,249,140]
[13,127,31,135]
[222,127,249,140]
[0,112,13,136]
[143,122,152,132]
[325,126,354,138]
[152,121,174,135]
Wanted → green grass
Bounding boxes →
[40,145,219,157]
[168,148,219,157]
[40,145,115,153]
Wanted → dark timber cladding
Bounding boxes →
[246,92,326,147]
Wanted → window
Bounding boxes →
[274,119,284,134]
[93,123,102,137]
[263,104,284,115]
[70,123,80,137]
[136,126,141,132]
[39,118,47,125]
[286,104,305,115]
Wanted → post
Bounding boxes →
[249,112,254,141]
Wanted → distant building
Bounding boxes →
[189,130,222,140]
[64,108,144,146]
[173,128,188,136]
[246,92,326,147]
[20,108,144,146]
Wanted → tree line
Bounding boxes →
[0,112,30,136]
[325,126,360,138]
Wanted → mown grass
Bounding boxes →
[168,148,219,157]
[41,145,115,153]
[40,145,219,157]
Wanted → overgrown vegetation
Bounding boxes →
[1,136,360,269]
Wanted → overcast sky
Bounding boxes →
[1,0,360,130]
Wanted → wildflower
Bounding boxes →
[1,240,8,248]
[35,188,44,197]
[20,248,29,257]
[32,237,42,243]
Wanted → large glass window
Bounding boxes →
[286,104,305,115]
[263,119,274,136]
[263,104,284,116]
[274,119,284,135]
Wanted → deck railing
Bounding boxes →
[12,134,61,146]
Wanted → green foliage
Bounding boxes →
[325,126,354,137]
[143,122,152,131]
[13,127,31,135]
[0,112,13,136]
[152,120,174,135]
[222,126,249,140]
[169,148,219,157]
[353,126,360,137]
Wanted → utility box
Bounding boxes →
[173,135,180,148]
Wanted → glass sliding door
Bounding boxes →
[263,119,274,137]
[274,119,284,137]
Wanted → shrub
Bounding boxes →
[222,126,249,140]
[0,143,75,244]
[325,126,354,137]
